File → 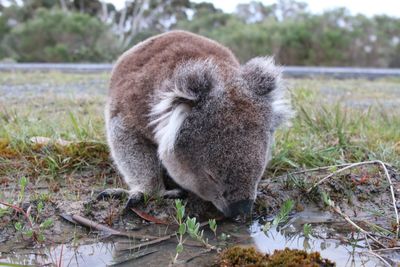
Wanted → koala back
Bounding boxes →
[107,30,240,142]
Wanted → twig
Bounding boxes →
[327,201,386,248]
[108,249,158,266]
[71,214,121,235]
[115,234,174,252]
[308,160,377,192]
[184,248,213,263]
[260,163,356,185]
[288,163,353,176]
[58,243,64,267]
[376,160,399,238]
[361,250,392,267]
[0,200,35,232]
[60,213,159,240]
[361,230,392,266]
[307,160,399,237]
[373,247,400,252]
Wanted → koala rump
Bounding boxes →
[105,30,293,217]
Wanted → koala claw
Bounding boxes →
[124,192,145,211]
[97,188,129,200]
[162,189,185,199]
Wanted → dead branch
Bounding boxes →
[115,234,174,252]
[325,199,386,248]
[60,213,159,240]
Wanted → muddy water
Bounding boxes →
[2,206,397,266]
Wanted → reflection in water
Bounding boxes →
[250,221,378,267]
[3,242,115,266]
[2,211,398,267]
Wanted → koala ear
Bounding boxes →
[241,57,294,128]
[173,59,220,101]
[241,57,281,96]
[149,59,219,156]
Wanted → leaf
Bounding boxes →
[176,243,184,254]
[303,223,312,238]
[40,218,53,229]
[272,199,294,226]
[19,176,28,188]
[262,222,271,233]
[178,223,186,236]
[131,208,169,225]
[208,219,217,232]
[15,222,22,231]
[24,229,33,238]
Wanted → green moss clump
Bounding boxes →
[218,246,335,267]
[265,248,335,267]
[219,246,268,267]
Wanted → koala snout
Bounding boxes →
[224,199,254,218]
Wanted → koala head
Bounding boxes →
[150,57,293,217]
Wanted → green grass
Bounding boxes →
[0,72,399,185]
[269,78,400,174]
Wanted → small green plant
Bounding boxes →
[186,216,210,247]
[69,111,88,139]
[303,223,312,238]
[14,207,53,242]
[173,199,186,263]
[36,201,44,221]
[285,173,310,191]
[1,178,54,244]
[272,199,295,227]
[209,218,217,237]
[0,194,11,217]
[44,155,60,178]
[12,205,36,241]
[18,176,28,203]
[219,232,230,241]
[143,193,151,205]
[262,221,272,233]
[321,191,333,206]
[172,200,217,263]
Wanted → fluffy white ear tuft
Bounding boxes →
[149,59,219,157]
[242,56,294,128]
[149,85,195,155]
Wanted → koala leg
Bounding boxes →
[99,115,183,209]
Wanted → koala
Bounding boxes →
[100,30,293,217]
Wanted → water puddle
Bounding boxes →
[2,207,398,267]
[250,206,399,266]
[251,223,378,266]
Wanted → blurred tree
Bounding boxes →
[236,1,276,23]
[117,0,190,47]
[276,0,308,20]
[176,2,231,36]
[0,0,399,66]
[3,9,120,62]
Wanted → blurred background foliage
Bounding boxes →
[0,0,399,66]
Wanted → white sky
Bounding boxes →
[107,0,400,17]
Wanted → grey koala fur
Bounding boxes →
[102,30,293,217]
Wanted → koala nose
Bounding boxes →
[224,199,254,218]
